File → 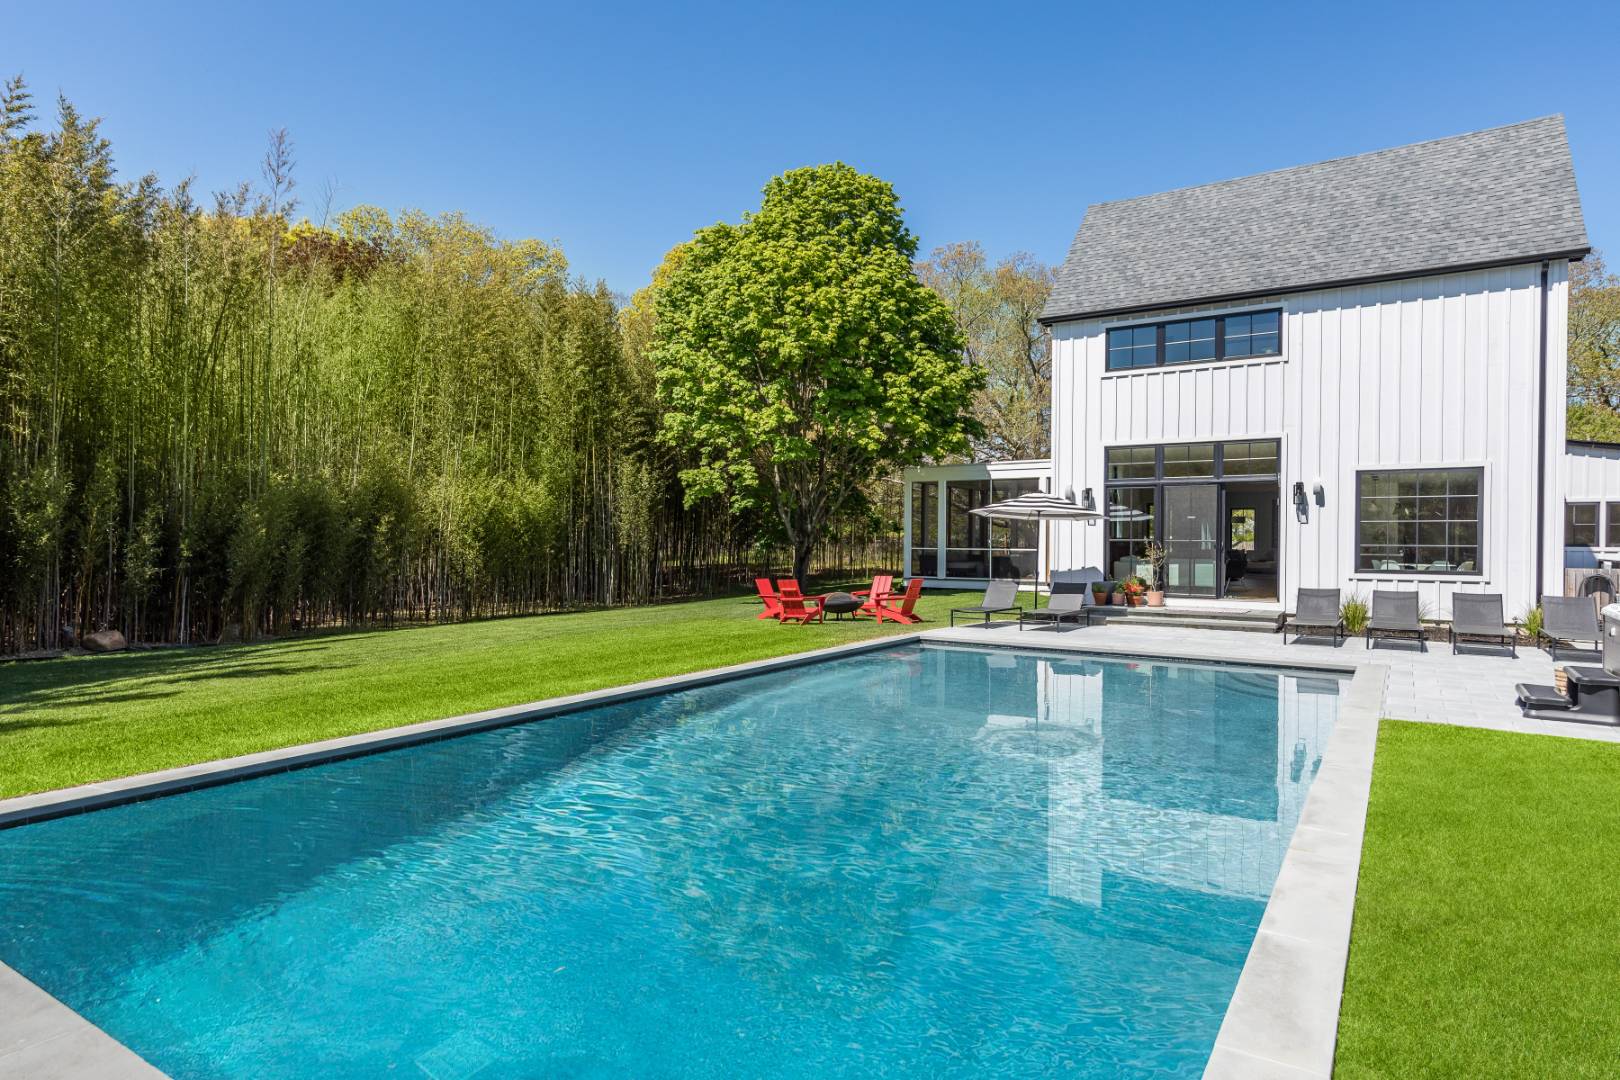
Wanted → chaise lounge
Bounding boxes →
[1540,595,1601,660]
[1449,593,1515,656]
[1366,590,1424,651]
[1018,586,1092,632]
[1283,588,1343,645]
[950,581,1022,628]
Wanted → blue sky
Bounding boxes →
[9,1,1619,294]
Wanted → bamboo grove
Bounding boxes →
[0,83,906,652]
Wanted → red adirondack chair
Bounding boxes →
[775,579,827,604]
[754,577,784,620]
[873,577,924,624]
[852,574,894,617]
[776,581,827,625]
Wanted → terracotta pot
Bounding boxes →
[1112,591,1126,606]
[1146,590,1165,608]
[1091,591,1109,607]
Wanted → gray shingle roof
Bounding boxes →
[1041,116,1590,324]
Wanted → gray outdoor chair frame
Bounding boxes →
[1284,588,1344,645]
[1366,590,1425,651]
[950,580,1023,627]
[1539,594,1601,660]
[1019,589,1094,632]
[1449,593,1515,657]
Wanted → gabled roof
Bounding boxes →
[1041,116,1590,324]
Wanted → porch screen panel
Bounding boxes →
[910,481,937,576]
[945,480,991,578]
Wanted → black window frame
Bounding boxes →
[1607,503,1620,548]
[1567,501,1600,548]
[1354,467,1484,577]
[1104,440,1281,485]
[1105,308,1283,372]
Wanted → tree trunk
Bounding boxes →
[792,538,814,586]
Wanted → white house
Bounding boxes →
[904,116,1593,616]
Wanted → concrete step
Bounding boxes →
[1088,607,1283,633]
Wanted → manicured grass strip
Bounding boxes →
[1335,721,1620,1079]
[0,588,980,799]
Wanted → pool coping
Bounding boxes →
[1,630,1379,1078]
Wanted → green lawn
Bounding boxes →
[1335,721,1620,1079]
[0,586,979,799]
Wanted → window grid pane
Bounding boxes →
[1357,469,1482,573]
[1567,502,1599,547]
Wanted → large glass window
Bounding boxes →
[1223,310,1281,359]
[1162,442,1216,478]
[1163,318,1217,364]
[1220,440,1280,476]
[1106,325,1158,370]
[1107,487,1156,582]
[1105,309,1283,371]
[1567,502,1599,547]
[1607,503,1620,547]
[910,481,937,576]
[1107,446,1157,480]
[1356,468,1482,574]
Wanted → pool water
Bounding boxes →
[0,644,1339,1078]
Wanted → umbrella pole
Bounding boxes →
[1043,516,1050,593]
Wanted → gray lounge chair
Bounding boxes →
[1366,590,1424,651]
[1540,595,1601,660]
[1019,589,1092,632]
[1284,588,1343,645]
[951,581,1022,627]
[1449,593,1515,657]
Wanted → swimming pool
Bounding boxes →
[0,643,1340,1078]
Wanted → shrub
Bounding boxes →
[1520,605,1544,640]
[1341,595,1370,635]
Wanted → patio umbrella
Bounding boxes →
[969,490,1101,584]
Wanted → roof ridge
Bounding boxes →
[1080,115,1567,214]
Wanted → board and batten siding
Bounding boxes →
[1564,443,1620,502]
[1049,261,1570,616]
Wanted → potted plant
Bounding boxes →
[1142,542,1167,607]
[1110,580,1127,606]
[1090,582,1110,606]
[1122,576,1148,607]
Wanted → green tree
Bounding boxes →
[1568,253,1620,441]
[915,242,1054,460]
[652,163,982,582]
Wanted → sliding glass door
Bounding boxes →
[1162,484,1221,597]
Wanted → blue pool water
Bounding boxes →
[0,644,1339,1078]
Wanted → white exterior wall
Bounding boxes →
[1049,261,1571,617]
[1563,442,1620,568]
[1564,443,1620,502]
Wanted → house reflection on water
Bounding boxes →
[941,646,1339,905]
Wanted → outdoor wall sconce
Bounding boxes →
[1081,487,1098,524]
[1292,481,1310,522]
[1312,479,1326,507]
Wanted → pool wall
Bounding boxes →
[0,629,1385,1079]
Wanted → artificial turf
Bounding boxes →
[1335,720,1620,1079]
[0,586,979,799]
